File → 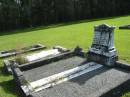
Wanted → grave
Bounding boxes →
[8,24,130,97]
[0,44,46,58]
[3,46,69,74]
[119,25,130,29]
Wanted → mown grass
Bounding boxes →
[0,15,130,97]
[122,92,130,97]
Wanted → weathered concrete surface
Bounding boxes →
[0,44,46,58]
[31,67,130,97]
[23,56,86,82]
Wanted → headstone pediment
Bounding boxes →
[95,24,115,32]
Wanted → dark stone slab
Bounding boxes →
[119,25,130,30]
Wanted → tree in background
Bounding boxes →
[0,0,130,32]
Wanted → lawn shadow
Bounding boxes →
[0,66,23,97]
[0,66,11,76]
[0,15,129,36]
[0,80,18,97]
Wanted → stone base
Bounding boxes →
[87,51,118,67]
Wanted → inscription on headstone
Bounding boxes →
[87,24,118,66]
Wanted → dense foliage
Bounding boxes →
[0,0,130,32]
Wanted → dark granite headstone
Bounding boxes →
[87,24,118,66]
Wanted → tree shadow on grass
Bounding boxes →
[0,66,11,76]
[0,15,129,36]
[0,66,18,96]
[0,80,18,97]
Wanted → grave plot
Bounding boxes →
[12,52,130,97]
[4,46,69,74]
[11,48,87,96]
[0,44,46,58]
[10,24,130,97]
[119,25,130,29]
[29,65,130,97]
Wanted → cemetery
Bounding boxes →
[1,23,130,97]
[0,0,130,97]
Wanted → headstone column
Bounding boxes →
[87,24,118,66]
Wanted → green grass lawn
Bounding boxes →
[0,15,130,97]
